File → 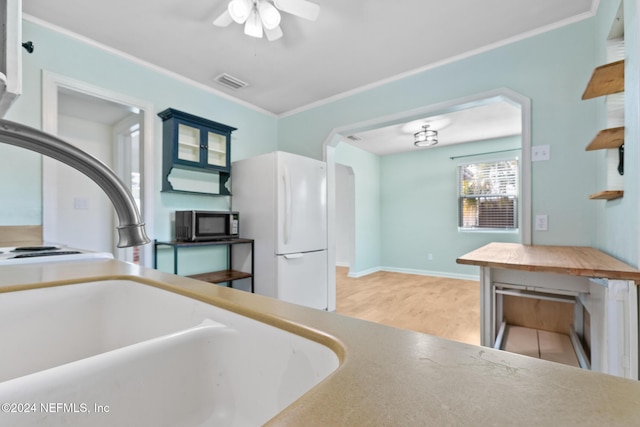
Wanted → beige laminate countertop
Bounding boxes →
[457,242,640,282]
[2,259,640,426]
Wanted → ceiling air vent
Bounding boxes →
[214,73,249,90]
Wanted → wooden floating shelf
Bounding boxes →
[582,59,625,100]
[589,190,624,201]
[586,126,625,151]
[188,269,252,284]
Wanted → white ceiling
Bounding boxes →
[58,88,138,126]
[347,100,522,156]
[23,0,595,116]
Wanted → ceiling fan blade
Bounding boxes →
[265,25,283,41]
[213,10,234,27]
[273,0,320,21]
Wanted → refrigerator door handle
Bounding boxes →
[283,164,292,245]
[283,253,303,259]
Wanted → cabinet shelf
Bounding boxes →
[582,60,624,100]
[588,190,624,201]
[188,270,252,283]
[585,126,624,151]
[153,239,254,292]
[178,141,200,148]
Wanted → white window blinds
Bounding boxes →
[458,159,518,230]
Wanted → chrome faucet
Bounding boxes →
[0,119,150,247]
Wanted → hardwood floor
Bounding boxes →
[335,267,481,346]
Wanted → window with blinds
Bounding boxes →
[458,159,518,230]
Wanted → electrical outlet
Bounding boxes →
[535,214,548,231]
[427,253,433,261]
[532,145,551,161]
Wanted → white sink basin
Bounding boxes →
[0,280,339,426]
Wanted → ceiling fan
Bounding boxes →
[213,0,320,41]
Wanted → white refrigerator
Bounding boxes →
[231,151,328,310]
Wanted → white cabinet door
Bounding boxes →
[276,152,327,255]
[0,0,22,116]
[276,250,327,310]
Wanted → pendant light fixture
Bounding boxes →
[414,125,438,147]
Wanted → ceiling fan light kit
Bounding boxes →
[228,0,252,23]
[244,8,264,38]
[258,1,281,29]
[214,0,319,41]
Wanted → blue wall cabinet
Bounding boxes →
[158,108,237,195]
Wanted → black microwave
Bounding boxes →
[175,211,239,242]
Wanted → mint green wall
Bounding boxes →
[335,137,521,277]
[335,135,522,278]
[0,145,40,225]
[335,142,381,274]
[592,0,639,267]
[0,20,278,239]
[279,15,605,274]
[381,137,522,277]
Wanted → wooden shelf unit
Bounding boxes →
[188,270,252,283]
[582,59,624,100]
[585,126,624,151]
[582,60,625,201]
[153,238,254,292]
[588,190,624,201]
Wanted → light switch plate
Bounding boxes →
[535,214,548,231]
[532,145,551,161]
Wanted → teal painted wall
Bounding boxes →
[592,0,639,267]
[335,135,522,278]
[380,136,522,278]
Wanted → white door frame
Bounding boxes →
[41,70,155,267]
[113,114,143,263]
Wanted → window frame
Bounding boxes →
[457,157,520,233]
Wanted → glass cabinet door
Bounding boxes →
[159,108,236,195]
[177,123,201,164]
[207,131,227,168]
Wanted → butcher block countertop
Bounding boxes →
[457,242,640,282]
[2,258,640,425]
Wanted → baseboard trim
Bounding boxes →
[345,265,479,281]
[347,266,382,278]
[381,266,479,281]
